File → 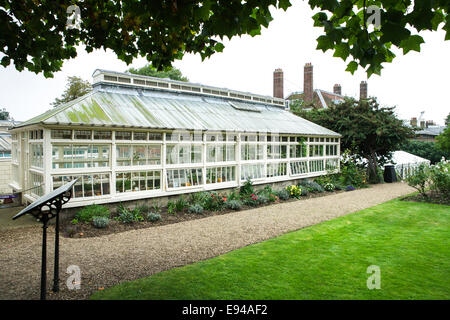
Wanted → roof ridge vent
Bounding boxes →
[92,69,286,108]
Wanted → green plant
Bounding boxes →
[167,200,176,215]
[267,193,279,203]
[256,193,268,205]
[405,163,430,198]
[226,189,241,201]
[188,204,204,214]
[92,216,110,229]
[175,196,187,212]
[202,192,226,211]
[240,178,255,196]
[189,192,208,205]
[150,202,162,214]
[299,180,324,193]
[286,185,302,198]
[276,189,290,201]
[324,183,335,192]
[117,204,143,223]
[76,204,110,223]
[71,218,79,225]
[429,158,450,200]
[145,212,162,222]
[225,199,242,210]
[243,193,259,207]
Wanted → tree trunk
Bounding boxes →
[367,150,379,183]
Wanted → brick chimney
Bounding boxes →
[304,63,314,102]
[360,81,368,100]
[333,84,342,95]
[410,117,417,127]
[273,68,284,99]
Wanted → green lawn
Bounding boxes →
[91,199,450,300]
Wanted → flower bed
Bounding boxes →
[62,178,356,238]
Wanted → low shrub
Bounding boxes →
[117,204,143,223]
[226,189,241,201]
[243,193,259,206]
[76,204,110,223]
[256,194,269,205]
[188,204,204,214]
[268,193,279,203]
[189,192,209,206]
[429,158,450,199]
[202,192,226,211]
[71,218,79,225]
[92,216,109,229]
[175,196,187,212]
[286,185,302,198]
[225,199,242,210]
[301,188,308,196]
[324,183,335,192]
[145,212,162,222]
[167,200,176,215]
[405,163,429,198]
[240,178,255,196]
[299,180,324,193]
[276,189,290,200]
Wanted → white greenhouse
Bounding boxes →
[9,70,341,208]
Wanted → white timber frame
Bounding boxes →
[9,125,340,208]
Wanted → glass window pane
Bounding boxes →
[74,130,92,139]
[116,145,131,166]
[149,132,163,141]
[148,145,161,165]
[94,131,112,140]
[51,129,72,139]
[115,131,131,140]
[133,132,147,140]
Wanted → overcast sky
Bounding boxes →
[1,1,449,125]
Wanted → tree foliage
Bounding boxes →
[436,126,450,154]
[0,107,10,120]
[295,97,414,182]
[51,76,92,107]
[310,0,450,77]
[400,140,449,165]
[1,1,448,77]
[127,64,188,82]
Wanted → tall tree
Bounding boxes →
[295,97,415,182]
[127,64,188,82]
[0,1,448,77]
[436,126,450,154]
[52,76,92,107]
[0,108,10,120]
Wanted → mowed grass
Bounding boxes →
[91,199,450,300]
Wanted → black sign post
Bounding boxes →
[12,179,78,300]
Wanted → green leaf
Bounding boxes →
[316,35,334,52]
[215,42,225,53]
[333,42,350,60]
[278,0,292,11]
[399,35,425,54]
[345,61,358,74]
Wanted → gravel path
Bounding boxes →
[0,182,414,300]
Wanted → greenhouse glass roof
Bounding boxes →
[15,70,340,137]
